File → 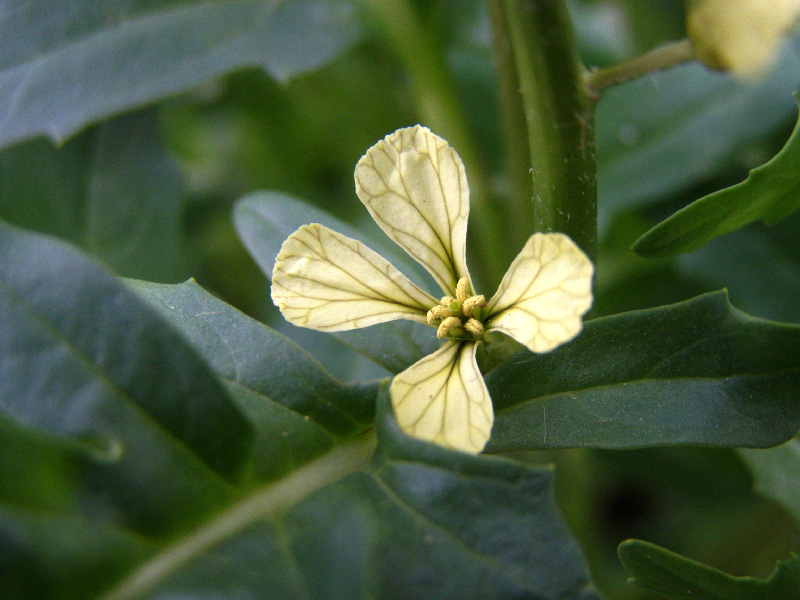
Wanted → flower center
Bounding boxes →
[426,277,488,341]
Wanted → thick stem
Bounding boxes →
[500,0,597,262]
[488,0,535,256]
[585,39,695,96]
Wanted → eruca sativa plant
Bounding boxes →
[272,126,594,453]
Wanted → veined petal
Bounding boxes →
[355,126,471,295]
[390,341,493,453]
[271,223,437,331]
[485,233,593,354]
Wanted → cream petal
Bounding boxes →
[271,223,437,331]
[390,341,493,453]
[355,126,471,295]
[485,233,593,354]
[688,0,800,77]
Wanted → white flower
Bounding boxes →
[688,0,800,77]
[272,126,593,453]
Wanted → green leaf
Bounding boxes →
[596,44,800,214]
[486,291,800,451]
[739,438,800,526]
[0,0,360,148]
[618,540,800,600]
[80,389,600,600]
[127,278,379,481]
[674,209,800,324]
[1,267,603,600]
[0,109,190,281]
[0,219,252,531]
[234,191,440,373]
[1,505,156,600]
[632,93,800,257]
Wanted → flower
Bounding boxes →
[688,0,800,77]
[272,126,594,453]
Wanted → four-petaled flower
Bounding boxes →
[272,126,594,453]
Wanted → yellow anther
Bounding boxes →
[427,305,451,325]
[464,318,484,337]
[440,295,455,306]
[437,316,463,339]
[462,295,486,318]
[455,278,470,302]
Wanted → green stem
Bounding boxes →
[101,430,377,600]
[355,0,501,288]
[488,0,535,255]
[585,39,695,96]
[499,0,597,262]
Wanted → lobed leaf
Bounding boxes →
[0,257,603,600]
[739,438,800,526]
[89,389,601,600]
[0,109,189,281]
[0,0,360,148]
[632,93,800,257]
[619,540,800,600]
[0,219,251,537]
[128,277,379,481]
[486,290,800,451]
[234,191,440,373]
[596,44,800,215]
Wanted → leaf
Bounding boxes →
[81,389,600,600]
[739,438,800,525]
[234,191,440,373]
[329,318,442,375]
[0,0,360,148]
[1,505,156,600]
[127,278,379,481]
[1,262,603,600]
[0,109,190,281]
[665,209,800,324]
[596,43,800,214]
[632,93,800,257]
[0,219,252,536]
[618,540,800,600]
[485,290,800,451]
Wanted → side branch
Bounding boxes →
[585,39,696,97]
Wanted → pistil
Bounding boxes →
[426,277,488,340]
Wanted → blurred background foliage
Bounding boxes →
[1,0,798,598]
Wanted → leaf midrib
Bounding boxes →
[98,429,377,600]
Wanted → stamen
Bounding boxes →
[462,295,486,318]
[464,318,484,337]
[455,278,470,302]
[437,316,462,339]
[427,305,451,325]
